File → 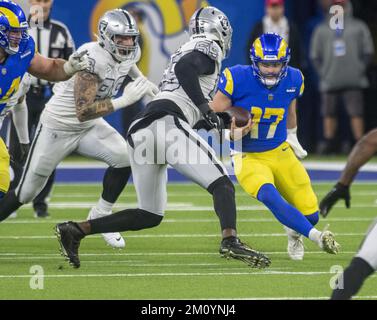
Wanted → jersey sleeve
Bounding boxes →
[218,67,235,100]
[192,39,223,62]
[296,70,305,99]
[79,43,107,80]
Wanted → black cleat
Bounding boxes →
[220,236,271,269]
[55,222,85,268]
[319,182,350,218]
[35,210,50,218]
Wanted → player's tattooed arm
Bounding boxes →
[74,71,115,122]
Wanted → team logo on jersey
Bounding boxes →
[21,50,32,59]
[1,68,6,75]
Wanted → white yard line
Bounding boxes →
[0,271,375,279]
[0,251,357,258]
[2,217,375,224]
[11,202,377,210]
[0,232,366,240]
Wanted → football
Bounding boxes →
[223,106,252,128]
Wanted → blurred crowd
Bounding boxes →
[12,0,377,156]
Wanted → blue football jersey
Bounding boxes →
[0,37,35,113]
[218,65,304,152]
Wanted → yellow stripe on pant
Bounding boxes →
[0,137,10,193]
[232,141,319,215]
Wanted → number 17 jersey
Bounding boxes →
[217,65,304,152]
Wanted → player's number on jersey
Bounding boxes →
[250,106,285,139]
[0,76,21,103]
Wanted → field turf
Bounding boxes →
[0,182,376,300]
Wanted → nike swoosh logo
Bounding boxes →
[115,237,122,241]
[282,147,289,151]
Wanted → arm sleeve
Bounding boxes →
[174,51,216,107]
[361,23,375,58]
[12,99,29,144]
[217,68,235,100]
[296,71,305,99]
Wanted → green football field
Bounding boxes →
[0,182,376,300]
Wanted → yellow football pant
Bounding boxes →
[233,142,318,215]
[0,137,10,194]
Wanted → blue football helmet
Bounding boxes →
[0,0,29,55]
[250,33,290,87]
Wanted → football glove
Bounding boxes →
[286,127,307,159]
[64,50,90,76]
[198,103,223,130]
[319,182,350,218]
[112,77,149,110]
[146,80,159,98]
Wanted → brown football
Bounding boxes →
[224,107,252,127]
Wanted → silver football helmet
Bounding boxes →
[97,9,139,62]
[188,6,233,58]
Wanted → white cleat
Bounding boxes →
[87,207,125,249]
[319,224,340,255]
[284,226,304,260]
[9,212,17,219]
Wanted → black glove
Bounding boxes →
[198,103,223,130]
[319,182,350,218]
[19,143,30,165]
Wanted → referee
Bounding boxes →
[9,0,75,218]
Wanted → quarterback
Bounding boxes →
[0,0,89,199]
[0,8,158,249]
[212,33,340,260]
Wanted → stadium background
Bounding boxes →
[15,0,377,154]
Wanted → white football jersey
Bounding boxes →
[42,41,140,130]
[155,35,223,127]
[0,73,31,129]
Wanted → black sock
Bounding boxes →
[0,190,23,222]
[207,176,237,231]
[89,209,163,234]
[101,167,131,203]
[331,257,374,300]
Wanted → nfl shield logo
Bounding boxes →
[2,68,7,75]
[268,94,274,101]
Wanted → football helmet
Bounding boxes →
[0,0,29,55]
[250,33,291,87]
[97,9,139,62]
[188,6,233,58]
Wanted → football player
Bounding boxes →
[54,6,271,269]
[0,9,158,248]
[211,33,340,260]
[0,0,89,200]
[318,129,377,299]
[0,74,31,199]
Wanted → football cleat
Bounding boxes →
[319,225,341,254]
[55,222,84,268]
[319,182,350,218]
[87,207,125,249]
[219,236,271,268]
[284,226,304,260]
